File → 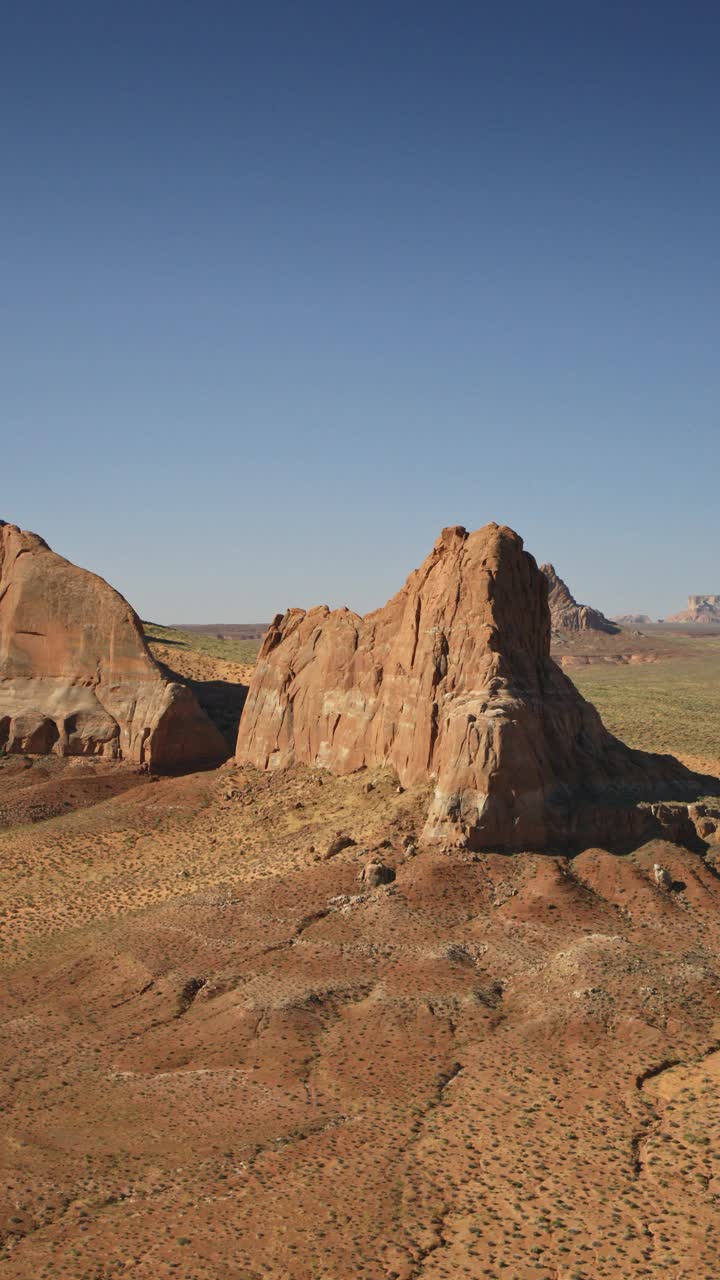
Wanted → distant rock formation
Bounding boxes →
[540,564,620,634]
[236,523,715,851]
[611,614,653,626]
[0,521,228,769]
[668,595,720,624]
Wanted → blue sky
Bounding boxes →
[2,1,718,621]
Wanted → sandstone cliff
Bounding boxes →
[0,521,228,769]
[668,595,720,624]
[236,523,716,851]
[540,564,620,634]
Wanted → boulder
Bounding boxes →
[654,864,673,890]
[236,522,718,851]
[540,564,620,634]
[689,802,720,843]
[0,521,227,770]
[325,834,356,859]
[359,861,396,888]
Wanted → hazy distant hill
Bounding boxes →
[170,622,269,640]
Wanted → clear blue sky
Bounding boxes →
[3,1,718,622]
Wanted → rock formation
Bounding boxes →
[0,521,228,769]
[236,523,717,852]
[668,595,720,624]
[611,614,653,626]
[359,861,396,887]
[540,564,620,634]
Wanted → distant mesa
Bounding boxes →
[667,595,720,624]
[169,622,269,640]
[0,521,228,769]
[611,613,653,626]
[236,522,716,852]
[540,564,620,634]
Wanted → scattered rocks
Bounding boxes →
[327,892,368,913]
[492,881,518,908]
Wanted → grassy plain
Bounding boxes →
[143,621,263,666]
[568,634,720,775]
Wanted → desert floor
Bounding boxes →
[1,625,720,1279]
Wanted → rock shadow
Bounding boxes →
[154,656,247,751]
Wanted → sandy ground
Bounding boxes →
[148,642,255,691]
[2,754,720,1279]
[2,623,720,1278]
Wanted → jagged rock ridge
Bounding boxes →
[0,521,228,769]
[540,563,620,634]
[236,523,716,851]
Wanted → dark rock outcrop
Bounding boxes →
[359,862,396,887]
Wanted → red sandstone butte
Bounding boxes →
[0,521,227,769]
[236,523,714,850]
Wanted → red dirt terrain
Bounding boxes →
[2,521,720,1279]
[2,760,720,1280]
[0,755,149,829]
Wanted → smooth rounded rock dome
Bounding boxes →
[0,520,228,770]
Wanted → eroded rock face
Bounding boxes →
[540,564,620,634]
[0,521,227,769]
[668,595,720,624]
[236,523,717,851]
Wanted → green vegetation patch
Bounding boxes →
[569,645,720,767]
[142,621,262,665]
